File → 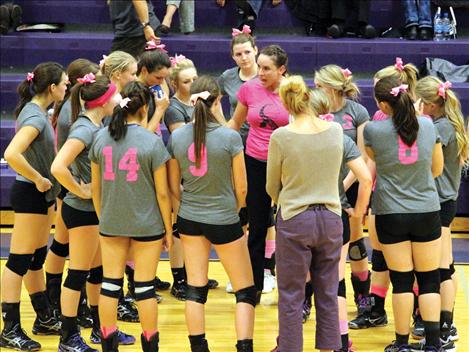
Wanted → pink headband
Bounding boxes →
[145,40,167,52]
[170,54,186,67]
[438,81,452,100]
[85,82,117,109]
[232,24,252,37]
[394,57,404,72]
[27,72,34,82]
[77,72,96,84]
[341,68,352,78]
[390,84,408,97]
[190,91,211,106]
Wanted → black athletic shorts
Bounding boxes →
[341,210,351,245]
[100,233,165,242]
[61,202,99,229]
[345,182,359,208]
[177,216,244,245]
[375,211,441,245]
[239,207,248,227]
[439,200,457,228]
[58,185,69,201]
[10,180,54,215]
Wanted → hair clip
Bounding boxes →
[170,54,187,67]
[232,24,252,37]
[390,84,408,96]
[119,97,131,109]
[341,68,352,78]
[437,81,452,100]
[190,91,211,106]
[145,40,168,53]
[394,57,404,72]
[77,72,96,84]
[26,72,34,82]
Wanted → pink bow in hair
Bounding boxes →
[394,57,404,72]
[145,40,167,52]
[437,81,452,99]
[319,113,334,122]
[77,73,96,84]
[119,97,131,109]
[170,54,186,67]
[232,24,252,37]
[390,84,408,96]
[190,91,211,106]
[341,68,352,78]
[27,72,34,82]
[99,55,108,69]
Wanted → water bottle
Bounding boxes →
[150,85,164,98]
[434,12,444,41]
[442,13,451,40]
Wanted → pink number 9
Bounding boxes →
[342,114,353,129]
[188,143,208,176]
[398,136,418,165]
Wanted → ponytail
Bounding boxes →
[374,61,419,99]
[314,64,360,100]
[70,83,85,124]
[109,107,128,141]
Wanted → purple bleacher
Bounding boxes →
[0,120,15,157]
[0,167,15,208]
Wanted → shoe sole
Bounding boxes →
[411,333,425,340]
[0,341,41,352]
[31,329,61,336]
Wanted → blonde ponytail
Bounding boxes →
[314,64,360,100]
[279,75,312,116]
[310,88,330,116]
[374,62,418,99]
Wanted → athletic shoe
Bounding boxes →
[0,324,41,351]
[384,342,412,352]
[154,277,170,291]
[302,296,312,323]
[349,310,388,329]
[208,279,219,289]
[90,328,136,345]
[226,281,235,294]
[155,292,163,304]
[58,332,98,352]
[409,337,456,352]
[449,324,458,341]
[262,271,276,294]
[412,314,425,340]
[117,296,139,323]
[31,314,61,335]
[171,281,187,301]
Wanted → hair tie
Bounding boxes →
[99,55,108,69]
[390,84,408,97]
[26,72,34,82]
[394,57,404,72]
[190,91,211,106]
[319,113,334,122]
[232,24,252,37]
[119,97,131,109]
[437,81,452,100]
[145,40,168,52]
[77,72,96,85]
[341,68,352,78]
[170,54,186,67]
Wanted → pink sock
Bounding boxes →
[413,286,419,296]
[101,326,117,338]
[339,320,348,335]
[371,284,388,298]
[126,261,135,269]
[143,330,158,341]
[353,270,369,282]
[265,240,275,259]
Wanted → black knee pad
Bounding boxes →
[186,284,209,304]
[338,279,346,298]
[134,280,156,301]
[101,277,124,299]
[64,269,89,291]
[389,270,414,294]
[29,246,48,271]
[50,239,69,258]
[88,266,103,284]
[348,238,368,261]
[415,269,440,295]
[449,262,455,276]
[6,253,34,276]
[235,285,257,307]
[371,250,388,272]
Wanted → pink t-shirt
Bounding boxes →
[372,110,389,121]
[237,78,289,161]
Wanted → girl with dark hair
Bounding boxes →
[90,81,173,352]
[52,73,134,352]
[1,62,67,351]
[167,76,255,352]
[364,77,444,352]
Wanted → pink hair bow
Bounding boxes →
[26,72,34,82]
[170,54,186,67]
[99,55,108,68]
[119,97,131,109]
[341,68,352,78]
[390,84,408,96]
[319,113,334,122]
[145,40,167,52]
[190,91,211,106]
[77,73,96,84]
[394,57,404,72]
[232,24,252,37]
[437,81,452,99]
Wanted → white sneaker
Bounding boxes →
[262,271,276,293]
[226,281,234,293]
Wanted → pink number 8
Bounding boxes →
[398,136,418,165]
[188,143,208,176]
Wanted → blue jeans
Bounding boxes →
[402,0,432,28]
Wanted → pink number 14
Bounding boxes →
[103,146,140,182]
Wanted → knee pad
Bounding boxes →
[50,239,69,258]
[101,277,124,298]
[186,284,209,304]
[64,269,89,291]
[389,270,414,294]
[348,238,367,261]
[6,253,34,276]
[449,262,455,276]
[235,285,257,307]
[338,279,346,298]
[134,280,156,301]
[371,250,388,272]
[415,269,440,295]
[29,246,48,271]
[88,266,103,284]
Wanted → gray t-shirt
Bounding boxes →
[56,99,72,150]
[163,97,194,131]
[109,0,160,38]
[333,99,370,143]
[167,122,244,225]
[364,116,440,215]
[434,117,462,202]
[217,66,251,144]
[63,116,101,212]
[16,102,60,202]
[89,125,170,237]
[340,135,362,209]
